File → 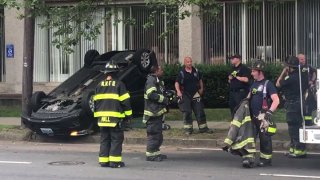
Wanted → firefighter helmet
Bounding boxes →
[104,61,119,73]
[251,59,265,71]
[284,56,299,67]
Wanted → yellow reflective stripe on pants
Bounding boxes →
[247,148,257,153]
[124,110,132,116]
[184,125,193,129]
[305,116,312,121]
[294,149,306,155]
[98,122,117,127]
[231,138,255,149]
[94,111,125,118]
[144,108,167,116]
[94,94,119,101]
[199,123,208,129]
[260,153,272,159]
[109,156,122,162]
[119,93,130,101]
[289,147,294,153]
[224,138,233,145]
[99,157,109,163]
[231,120,241,128]
[243,154,254,158]
[146,151,161,157]
[146,87,157,95]
[242,116,251,124]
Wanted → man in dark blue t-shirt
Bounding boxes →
[244,60,279,168]
[228,55,251,118]
[175,57,213,135]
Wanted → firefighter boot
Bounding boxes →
[99,163,109,167]
[110,162,125,168]
[159,154,167,159]
[146,155,162,162]
[242,157,254,168]
[257,159,272,167]
[199,127,214,134]
[287,153,307,158]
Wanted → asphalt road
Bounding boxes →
[1,141,320,180]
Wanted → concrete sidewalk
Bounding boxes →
[0,117,289,130]
[1,117,303,151]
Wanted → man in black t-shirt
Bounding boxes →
[228,55,251,118]
[175,57,213,135]
[276,56,308,158]
[245,60,279,168]
[298,53,317,126]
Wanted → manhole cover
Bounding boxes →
[48,161,85,166]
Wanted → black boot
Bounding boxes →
[199,127,214,134]
[99,163,109,167]
[257,159,272,167]
[110,162,125,168]
[159,154,167,159]
[146,155,162,162]
[242,158,254,168]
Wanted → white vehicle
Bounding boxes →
[299,69,320,143]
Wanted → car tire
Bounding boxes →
[133,49,157,72]
[31,91,46,112]
[81,90,95,115]
[84,50,100,67]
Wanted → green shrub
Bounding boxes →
[162,63,283,108]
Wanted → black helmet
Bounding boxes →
[251,59,265,71]
[104,61,119,74]
[284,56,299,67]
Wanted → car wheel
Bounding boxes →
[31,91,46,112]
[84,50,100,67]
[81,90,95,115]
[133,49,157,73]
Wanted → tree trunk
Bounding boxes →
[21,8,35,127]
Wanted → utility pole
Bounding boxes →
[21,7,35,127]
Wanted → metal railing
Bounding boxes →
[203,0,319,66]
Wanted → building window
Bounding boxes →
[110,5,179,65]
[203,1,297,64]
[298,0,320,67]
[34,8,105,82]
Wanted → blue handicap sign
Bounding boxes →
[6,44,14,58]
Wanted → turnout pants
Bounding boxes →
[99,126,124,164]
[229,89,248,118]
[252,118,273,161]
[179,94,207,133]
[146,115,163,157]
[286,102,306,155]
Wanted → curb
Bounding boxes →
[1,129,320,151]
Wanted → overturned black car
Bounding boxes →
[22,49,157,136]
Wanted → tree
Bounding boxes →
[0,0,281,53]
[0,0,283,121]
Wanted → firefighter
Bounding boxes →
[228,55,251,118]
[298,54,317,126]
[143,65,171,161]
[276,56,308,158]
[248,60,279,167]
[94,61,132,168]
[175,56,213,135]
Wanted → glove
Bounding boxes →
[119,118,132,131]
[222,145,230,152]
[162,123,171,130]
[164,90,177,105]
[231,71,238,77]
[265,110,273,125]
